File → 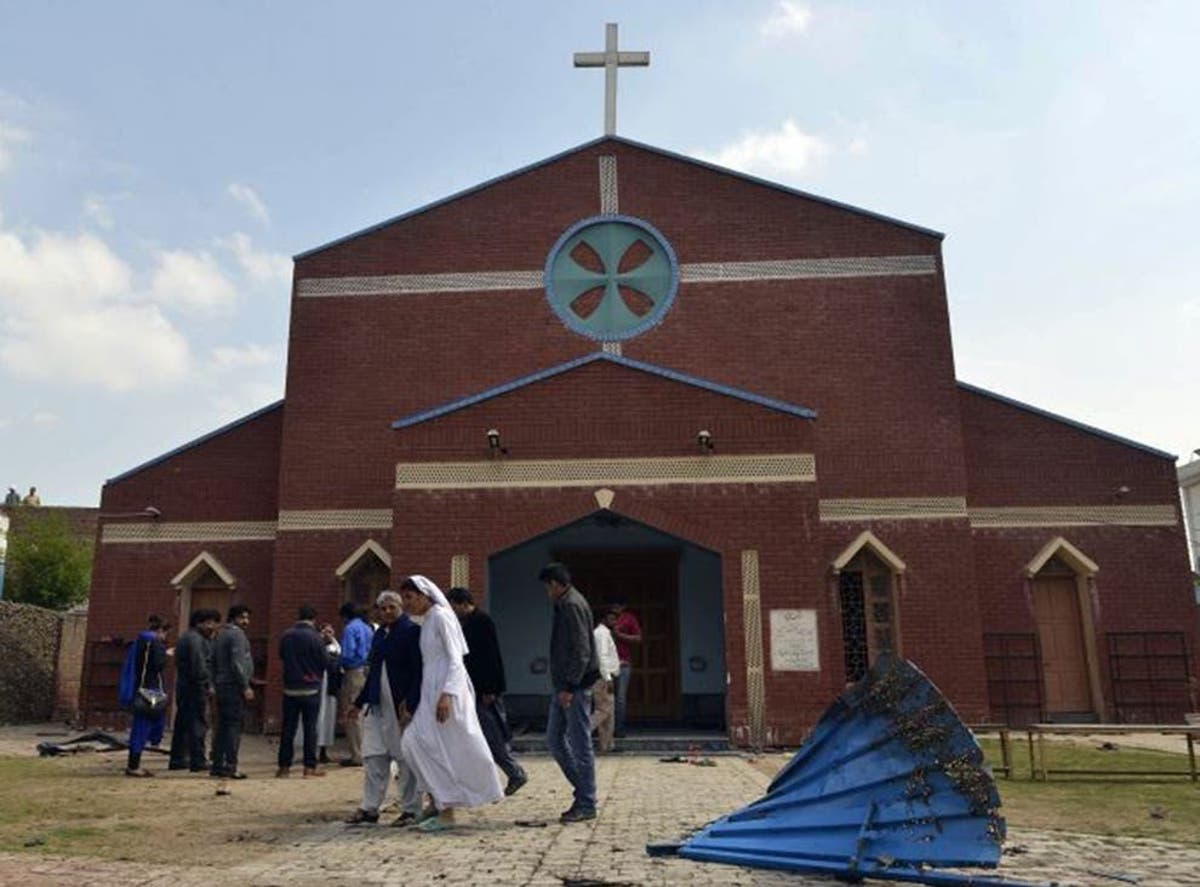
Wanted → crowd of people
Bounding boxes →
[119,562,640,829]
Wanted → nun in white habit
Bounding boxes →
[399,575,504,831]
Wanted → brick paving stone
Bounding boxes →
[2,753,1200,885]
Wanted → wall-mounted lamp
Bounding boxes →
[1114,485,1132,498]
[486,428,507,458]
[99,505,161,520]
[697,429,714,453]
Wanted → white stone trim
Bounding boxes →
[395,454,815,490]
[278,509,393,531]
[101,521,277,544]
[969,505,1177,528]
[601,341,623,356]
[335,539,392,578]
[1025,536,1100,578]
[831,530,907,575]
[170,551,237,590]
[819,497,967,522]
[295,254,938,298]
[599,155,619,213]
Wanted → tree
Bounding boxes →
[5,513,93,609]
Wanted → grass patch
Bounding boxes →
[978,737,1200,844]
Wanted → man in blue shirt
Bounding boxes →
[337,602,374,766]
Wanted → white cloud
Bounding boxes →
[209,342,280,371]
[149,249,239,315]
[227,182,270,225]
[761,1,812,39]
[0,121,31,173]
[848,137,869,157]
[82,194,114,229]
[696,119,830,177]
[219,232,291,283]
[30,411,59,427]
[0,229,192,392]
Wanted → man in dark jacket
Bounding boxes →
[277,605,331,778]
[539,562,600,822]
[210,604,255,779]
[168,608,219,771]
[448,586,527,796]
[344,590,425,826]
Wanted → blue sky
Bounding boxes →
[1,1,1197,506]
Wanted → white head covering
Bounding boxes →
[406,574,469,658]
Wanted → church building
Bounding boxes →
[82,52,1196,741]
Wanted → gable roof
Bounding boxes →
[392,352,816,430]
[106,400,284,486]
[957,381,1174,460]
[296,135,942,261]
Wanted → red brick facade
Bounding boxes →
[82,137,1198,741]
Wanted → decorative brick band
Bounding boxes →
[680,254,937,282]
[741,549,767,749]
[451,554,470,589]
[101,521,277,544]
[819,497,968,522]
[296,255,937,298]
[969,505,1178,528]
[297,270,544,298]
[277,509,393,531]
[395,454,816,490]
[599,155,619,213]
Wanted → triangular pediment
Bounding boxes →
[335,539,392,578]
[1025,536,1099,578]
[170,551,237,590]
[831,531,906,575]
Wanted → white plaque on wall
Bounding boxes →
[769,609,820,671]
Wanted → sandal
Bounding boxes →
[415,816,454,833]
[391,812,419,828]
[344,808,379,825]
[124,768,154,778]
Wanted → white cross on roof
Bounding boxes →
[574,22,650,136]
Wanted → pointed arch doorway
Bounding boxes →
[487,510,725,731]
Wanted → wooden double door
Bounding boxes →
[557,548,681,723]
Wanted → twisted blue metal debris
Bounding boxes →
[672,655,1042,886]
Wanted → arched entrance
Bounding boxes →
[487,510,724,731]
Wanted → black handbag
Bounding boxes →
[132,641,168,717]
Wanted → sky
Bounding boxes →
[1,1,1198,506]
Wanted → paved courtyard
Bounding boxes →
[1,726,1198,886]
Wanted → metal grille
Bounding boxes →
[396,454,816,489]
[838,572,869,683]
[277,509,392,531]
[969,505,1177,528]
[983,633,1044,726]
[450,554,470,589]
[741,550,767,749]
[682,254,937,282]
[599,155,619,212]
[101,521,277,544]
[1108,632,1193,723]
[820,497,967,522]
